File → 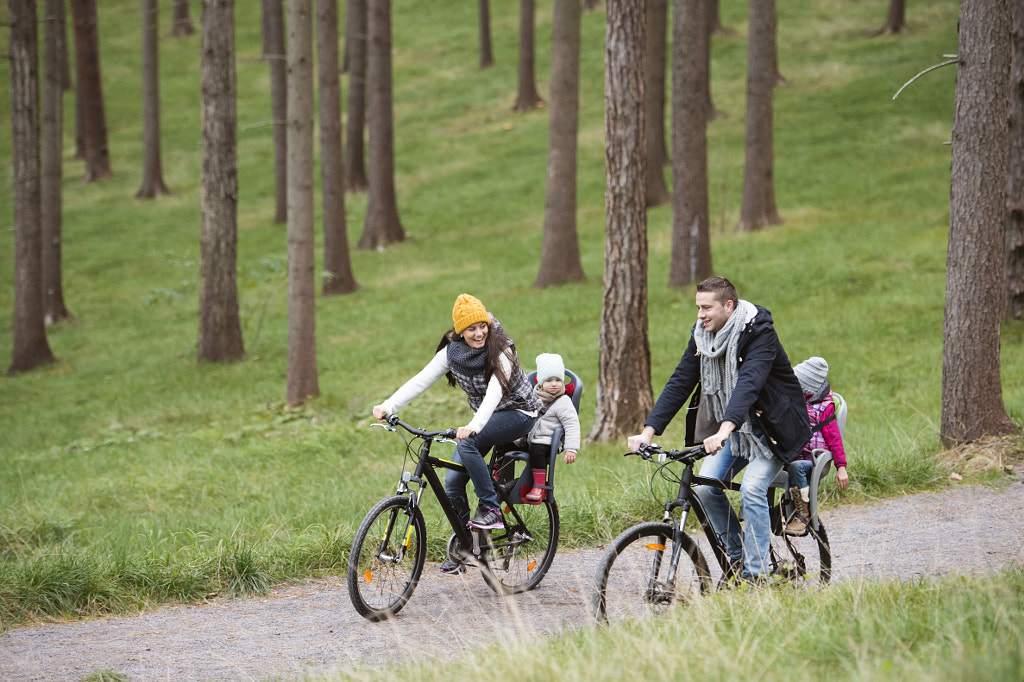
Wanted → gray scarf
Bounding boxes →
[693,299,773,461]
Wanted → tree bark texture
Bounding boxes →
[941,0,1015,445]
[479,0,494,69]
[42,0,71,324]
[358,0,406,249]
[737,0,781,231]
[137,0,170,198]
[871,0,906,36]
[171,0,195,36]
[644,0,670,206]
[70,0,112,181]
[263,0,288,223]
[512,0,544,111]
[8,0,57,375]
[344,0,369,192]
[198,0,245,364]
[535,0,585,288]
[589,0,654,442]
[1006,0,1024,320]
[286,0,320,405]
[318,0,358,295]
[669,0,713,287]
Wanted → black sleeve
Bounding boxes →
[644,333,701,435]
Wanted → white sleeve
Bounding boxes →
[379,349,449,415]
[466,352,513,433]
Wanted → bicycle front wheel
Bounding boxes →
[347,495,427,621]
[594,521,712,625]
[485,497,560,594]
[769,519,831,586]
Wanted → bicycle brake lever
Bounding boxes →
[371,422,396,432]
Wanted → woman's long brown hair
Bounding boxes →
[436,323,519,394]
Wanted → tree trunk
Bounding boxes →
[70,0,112,182]
[263,0,288,223]
[589,0,653,442]
[358,0,406,249]
[941,0,1015,445]
[344,0,369,192]
[644,0,669,206]
[1006,0,1024,320]
[41,0,71,324]
[512,0,544,111]
[709,0,723,34]
[318,0,358,295]
[286,0,320,405]
[479,0,494,69]
[8,0,57,375]
[198,0,245,364]
[871,0,907,36]
[59,0,72,90]
[535,0,585,288]
[137,0,171,198]
[171,0,195,37]
[669,0,713,287]
[582,0,601,11]
[737,0,781,231]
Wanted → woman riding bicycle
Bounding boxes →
[372,294,540,573]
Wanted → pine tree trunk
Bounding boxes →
[70,0,112,182]
[42,0,71,324]
[669,0,713,287]
[263,0,288,223]
[198,0,245,364]
[137,0,170,199]
[535,0,585,288]
[9,0,57,375]
[344,0,369,192]
[286,0,320,405]
[1006,0,1024,320]
[479,0,494,69]
[512,0,544,111]
[318,0,358,295]
[644,0,669,206]
[941,0,1015,445]
[171,0,195,37]
[589,0,654,442]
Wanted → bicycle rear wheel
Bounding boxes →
[347,495,427,621]
[594,521,712,625]
[484,497,559,594]
[768,520,831,586]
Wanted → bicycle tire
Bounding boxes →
[483,497,560,594]
[593,521,712,625]
[768,519,831,586]
[347,495,427,621]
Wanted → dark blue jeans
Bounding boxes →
[445,409,536,527]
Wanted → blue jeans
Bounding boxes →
[695,435,783,577]
[788,459,813,490]
[445,410,536,527]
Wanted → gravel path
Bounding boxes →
[3,478,1024,682]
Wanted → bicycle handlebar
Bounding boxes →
[375,413,458,441]
[625,443,707,464]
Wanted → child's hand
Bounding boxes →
[563,450,577,464]
[835,466,849,491]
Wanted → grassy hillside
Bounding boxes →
[0,0,1018,630]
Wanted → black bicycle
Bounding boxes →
[594,443,831,624]
[347,414,560,621]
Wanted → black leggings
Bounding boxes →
[528,441,551,470]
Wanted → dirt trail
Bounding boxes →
[3,479,1023,682]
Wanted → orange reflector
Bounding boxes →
[644,543,667,551]
[503,505,512,514]
[527,560,537,571]
[363,571,372,583]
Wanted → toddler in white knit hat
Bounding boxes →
[523,353,582,504]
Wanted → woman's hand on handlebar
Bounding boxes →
[456,426,476,441]
[372,405,389,421]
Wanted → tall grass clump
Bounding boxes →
[0,0,1021,629]
[322,567,1024,682]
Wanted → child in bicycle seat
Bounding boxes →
[524,353,581,504]
[786,356,849,535]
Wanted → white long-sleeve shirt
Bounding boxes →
[380,348,519,434]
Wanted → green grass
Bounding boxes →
[0,0,1018,654]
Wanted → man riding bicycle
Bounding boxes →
[628,277,811,583]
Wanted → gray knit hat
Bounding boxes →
[535,353,565,384]
[793,356,828,395]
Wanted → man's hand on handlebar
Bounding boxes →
[702,421,736,454]
[627,426,656,453]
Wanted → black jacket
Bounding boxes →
[644,305,811,463]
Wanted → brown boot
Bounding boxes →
[785,486,809,535]
[523,469,547,504]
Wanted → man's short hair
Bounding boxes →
[697,276,739,308]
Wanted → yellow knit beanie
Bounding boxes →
[452,294,489,334]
